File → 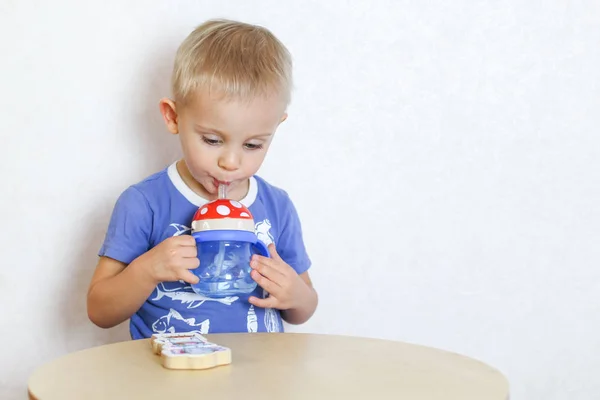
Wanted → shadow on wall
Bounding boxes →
[57,41,182,351]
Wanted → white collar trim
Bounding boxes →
[167,162,257,208]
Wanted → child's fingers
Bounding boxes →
[251,256,285,281]
[179,269,200,284]
[179,245,198,258]
[253,253,293,276]
[248,295,278,309]
[267,243,282,261]
[170,235,197,246]
[182,257,200,270]
[251,269,280,293]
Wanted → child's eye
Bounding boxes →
[203,137,222,146]
[244,143,263,150]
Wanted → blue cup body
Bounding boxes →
[191,230,269,298]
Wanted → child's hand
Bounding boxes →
[248,244,312,310]
[133,235,200,285]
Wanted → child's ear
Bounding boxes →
[279,113,288,124]
[159,98,179,134]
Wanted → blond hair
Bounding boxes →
[171,19,293,105]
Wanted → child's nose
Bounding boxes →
[218,151,240,171]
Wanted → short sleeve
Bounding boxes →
[98,186,153,265]
[277,194,311,275]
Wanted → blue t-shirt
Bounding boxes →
[98,162,311,339]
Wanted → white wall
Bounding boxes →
[1,1,598,399]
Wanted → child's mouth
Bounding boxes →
[212,178,231,198]
[213,178,233,192]
[213,178,231,187]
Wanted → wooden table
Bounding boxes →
[28,333,509,399]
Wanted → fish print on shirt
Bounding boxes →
[246,305,258,333]
[169,223,191,236]
[153,282,239,308]
[255,219,274,246]
[263,289,282,332]
[152,308,210,334]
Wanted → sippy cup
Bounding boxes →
[190,185,269,298]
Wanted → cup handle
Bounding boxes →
[251,240,270,258]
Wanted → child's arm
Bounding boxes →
[87,257,155,328]
[87,235,200,329]
[248,244,318,325]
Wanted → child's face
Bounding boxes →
[160,90,287,200]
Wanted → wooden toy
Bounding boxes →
[150,332,232,370]
[150,332,207,354]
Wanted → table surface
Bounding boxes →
[28,333,509,400]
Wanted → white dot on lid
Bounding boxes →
[240,212,250,217]
[230,200,242,208]
[200,207,208,215]
[216,205,231,216]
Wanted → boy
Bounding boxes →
[87,19,318,339]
